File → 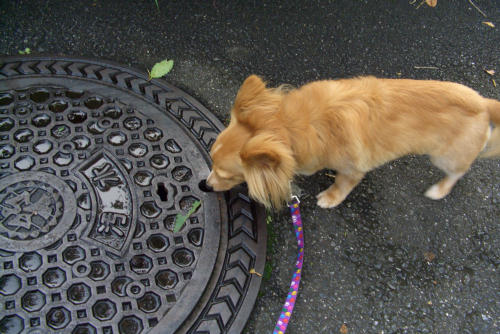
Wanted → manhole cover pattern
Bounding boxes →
[0,57,266,334]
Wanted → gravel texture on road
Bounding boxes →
[1,1,499,333]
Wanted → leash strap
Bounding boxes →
[273,197,304,334]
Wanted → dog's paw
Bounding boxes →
[424,184,446,200]
[316,190,344,208]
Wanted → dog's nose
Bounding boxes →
[199,179,214,192]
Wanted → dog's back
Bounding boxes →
[282,77,494,171]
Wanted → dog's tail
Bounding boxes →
[480,98,500,158]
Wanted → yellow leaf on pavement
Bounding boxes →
[425,0,437,7]
[424,251,436,262]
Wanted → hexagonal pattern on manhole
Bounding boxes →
[0,56,266,334]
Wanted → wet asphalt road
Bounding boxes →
[1,0,499,333]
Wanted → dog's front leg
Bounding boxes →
[316,171,365,208]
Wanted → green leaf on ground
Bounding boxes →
[173,200,201,233]
[18,47,31,55]
[148,59,174,80]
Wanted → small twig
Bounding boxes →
[416,0,425,9]
[414,66,439,70]
[468,0,487,18]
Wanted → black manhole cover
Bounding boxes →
[0,56,266,334]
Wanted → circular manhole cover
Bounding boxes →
[0,56,266,334]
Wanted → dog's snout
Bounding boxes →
[206,171,214,185]
[199,179,214,192]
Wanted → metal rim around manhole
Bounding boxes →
[0,56,266,334]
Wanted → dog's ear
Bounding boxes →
[240,132,295,208]
[234,75,266,112]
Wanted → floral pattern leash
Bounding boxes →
[273,196,304,334]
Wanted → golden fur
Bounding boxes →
[207,75,500,208]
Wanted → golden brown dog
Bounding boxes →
[206,75,500,208]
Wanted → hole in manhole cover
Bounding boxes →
[0,56,266,334]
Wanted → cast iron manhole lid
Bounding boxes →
[0,56,266,334]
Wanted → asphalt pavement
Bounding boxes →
[1,1,499,333]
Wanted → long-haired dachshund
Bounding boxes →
[207,75,500,208]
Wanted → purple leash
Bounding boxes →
[273,196,304,334]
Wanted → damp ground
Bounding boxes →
[1,1,499,333]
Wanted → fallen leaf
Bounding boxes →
[492,79,497,87]
[148,59,174,80]
[173,200,201,232]
[425,0,437,7]
[482,21,495,28]
[249,268,262,276]
[340,324,348,334]
[424,251,436,262]
[18,47,31,55]
[485,69,495,76]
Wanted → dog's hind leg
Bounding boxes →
[424,170,466,200]
[316,171,365,208]
[425,145,481,200]
[425,113,491,200]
